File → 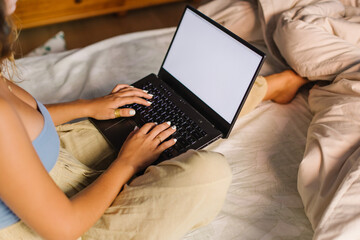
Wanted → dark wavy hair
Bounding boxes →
[0,0,17,76]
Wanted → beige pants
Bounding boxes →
[0,76,267,240]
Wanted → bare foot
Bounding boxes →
[263,70,309,104]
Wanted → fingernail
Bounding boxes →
[166,121,171,126]
[129,110,136,116]
[143,90,149,93]
[147,101,152,105]
[148,94,154,98]
[173,139,177,143]
[154,122,158,125]
[134,126,139,131]
[130,86,135,88]
[171,125,176,130]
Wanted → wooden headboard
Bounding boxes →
[14,0,198,29]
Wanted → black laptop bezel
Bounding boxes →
[158,5,265,138]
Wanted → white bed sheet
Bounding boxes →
[15,27,314,239]
[186,90,313,240]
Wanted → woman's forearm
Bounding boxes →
[45,99,91,126]
[45,86,153,126]
[62,159,135,240]
[36,158,136,240]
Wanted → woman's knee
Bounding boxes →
[132,150,232,188]
[181,150,232,183]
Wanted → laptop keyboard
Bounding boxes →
[129,82,207,158]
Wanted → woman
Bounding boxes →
[0,0,307,239]
[0,1,232,239]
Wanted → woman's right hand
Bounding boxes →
[116,122,177,173]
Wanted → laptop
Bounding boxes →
[90,5,265,164]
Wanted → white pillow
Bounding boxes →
[26,31,66,57]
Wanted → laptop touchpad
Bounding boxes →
[104,119,137,151]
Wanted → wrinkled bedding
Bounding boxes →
[201,0,360,239]
[13,0,360,239]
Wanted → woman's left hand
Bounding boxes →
[87,84,152,120]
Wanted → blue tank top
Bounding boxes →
[0,100,60,229]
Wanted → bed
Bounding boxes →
[13,0,360,239]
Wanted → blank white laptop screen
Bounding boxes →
[162,8,263,124]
